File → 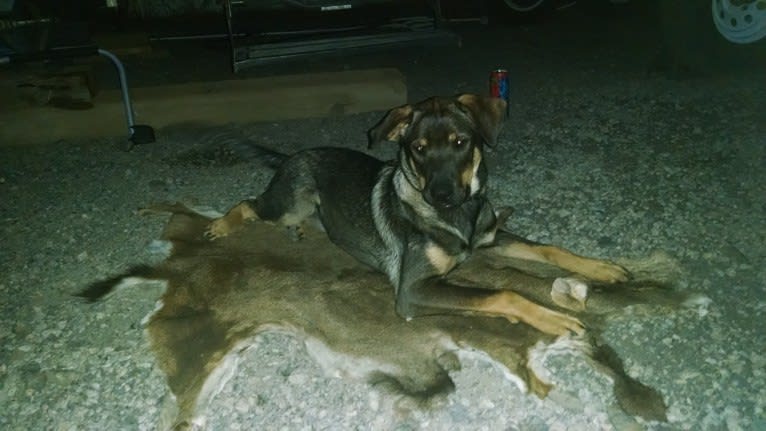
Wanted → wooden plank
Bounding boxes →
[13,65,97,110]
[0,68,406,146]
[91,32,155,57]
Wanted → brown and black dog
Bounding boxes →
[206,94,628,336]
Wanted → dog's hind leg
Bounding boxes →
[254,185,318,228]
[207,163,320,240]
[257,187,318,241]
[252,165,320,234]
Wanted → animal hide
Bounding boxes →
[80,203,697,430]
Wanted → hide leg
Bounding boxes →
[205,200,258,240]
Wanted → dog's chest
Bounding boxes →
[423,200,497,275]
[424,241,467,275]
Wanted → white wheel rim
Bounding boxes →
[712,0,766,43]
[502,0,547,12]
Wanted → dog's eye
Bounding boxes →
[455,137,469,146]
[411,141,426,153]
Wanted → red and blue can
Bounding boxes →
[489,69,509,114]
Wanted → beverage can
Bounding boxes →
[489,69,510,114]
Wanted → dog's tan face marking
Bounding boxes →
[425,242,458,275]
[408,152,427,189]
[411,137,428,153]
[460,147,482,193]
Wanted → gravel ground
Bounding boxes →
[1,4,765,430]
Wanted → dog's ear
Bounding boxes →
[456,94,506,146]
[367,104,414,148]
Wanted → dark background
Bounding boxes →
[3,0,765,85]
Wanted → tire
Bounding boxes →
[711,0,766,44]
[500,0,549,13]
[490,0,554,23]
[653,0,766,78]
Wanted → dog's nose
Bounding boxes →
[426,184,461,208]
[432,191,452,206]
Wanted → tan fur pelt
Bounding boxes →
[83,203,696,429]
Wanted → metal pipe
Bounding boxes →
[97,48,135,136]
[149,33,244,41]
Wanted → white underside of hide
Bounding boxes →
[527,335,594,387]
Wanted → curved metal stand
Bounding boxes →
[97,48,155,149]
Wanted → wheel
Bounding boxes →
[711,0,766,43]
[490,0,554,23]
[653,0,766,78]
[500,0,549,13]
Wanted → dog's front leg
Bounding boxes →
[394,243,584,336]
[487,230,629,283]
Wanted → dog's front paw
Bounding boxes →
[581,260,630,283]
[205,218,231,240]
[524,307,585,337]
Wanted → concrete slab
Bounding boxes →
[0,68,406,146]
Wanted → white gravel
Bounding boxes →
[1,7,765,431]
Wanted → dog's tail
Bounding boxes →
[229,139,289,170]
[171,127,290,169]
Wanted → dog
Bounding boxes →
[206,94,629,336]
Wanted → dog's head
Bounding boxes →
[368,94,506,209]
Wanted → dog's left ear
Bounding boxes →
[456,94,506,146]
[367,104,414,148]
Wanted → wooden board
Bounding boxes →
[91,32,155,57]
[0,68,406,146]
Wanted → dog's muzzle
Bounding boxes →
[423,180,467,209]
